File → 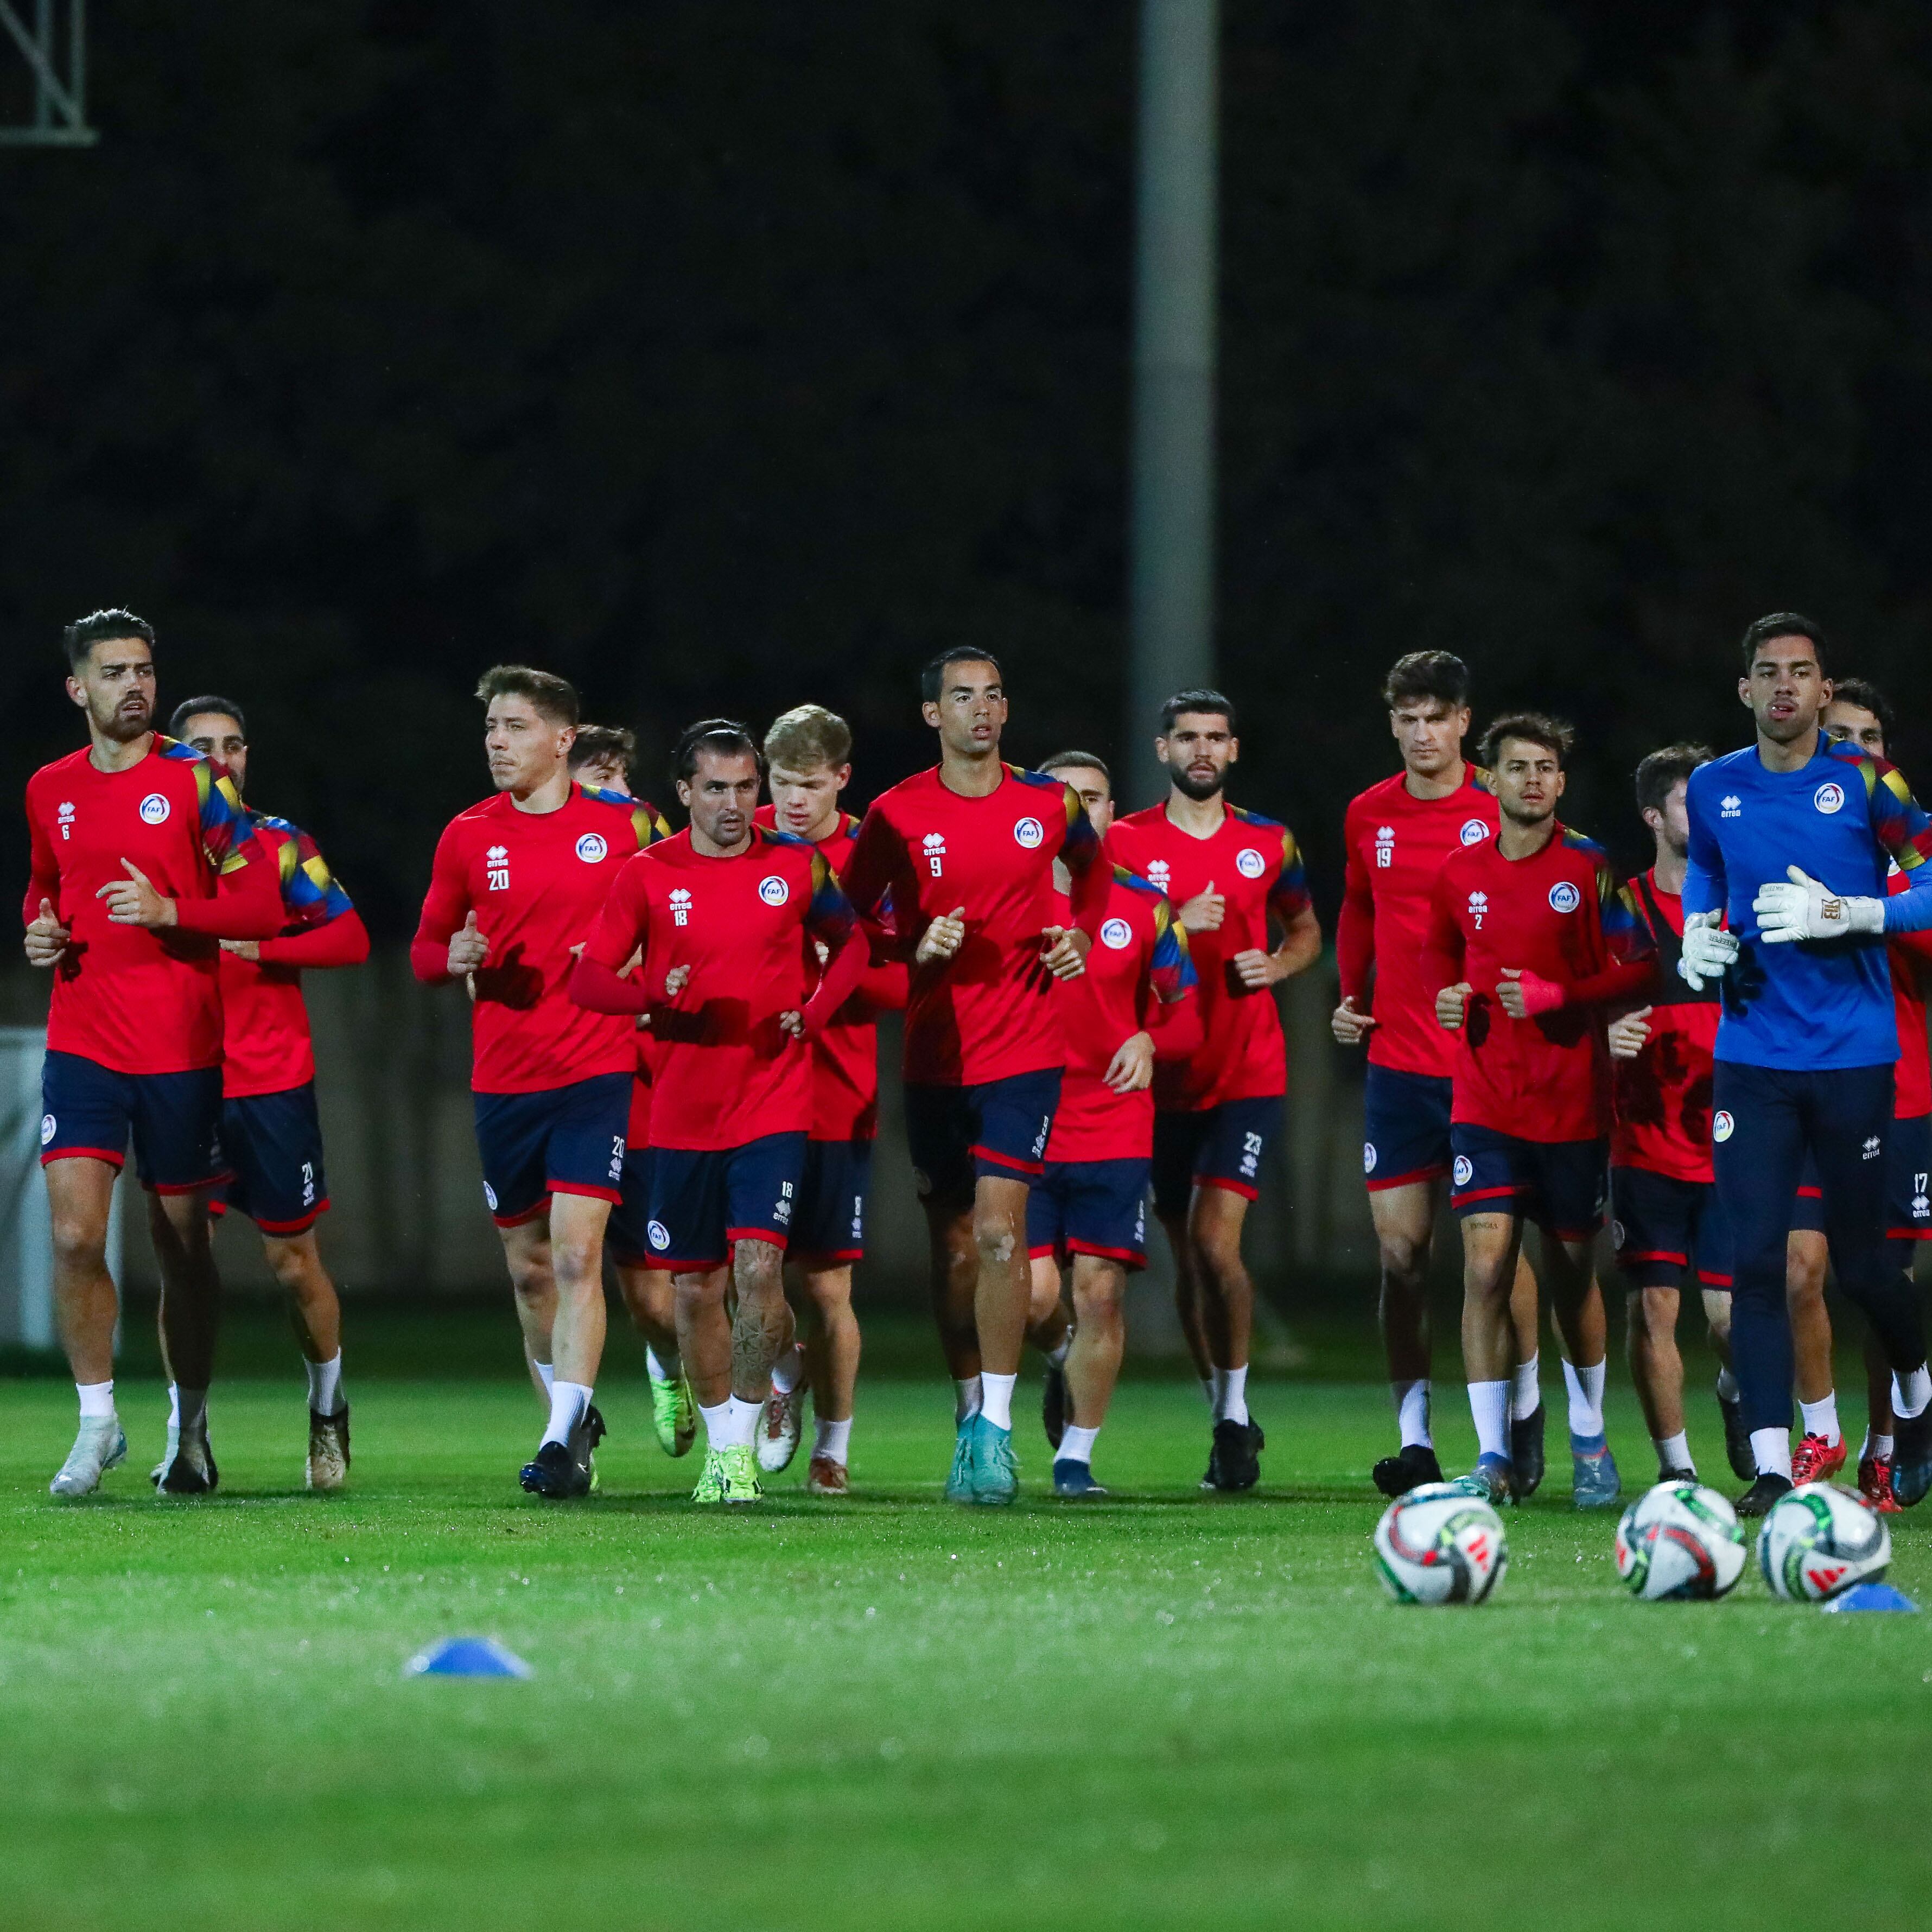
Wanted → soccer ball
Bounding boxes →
[1757,1483,1891,1603]
[1613,1481,1747,1601]
[1373,1483,1508,1605]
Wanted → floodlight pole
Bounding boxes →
[0,0,96,147]
[1124,0,1217,805]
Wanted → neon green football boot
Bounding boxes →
[692,1444,762,1504]
[650,1364,697,1459]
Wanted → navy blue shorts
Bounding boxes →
[1027,1158,1150,1269]
[793,1137,872,1264]
[217,1084,328,1235]
[904,1068,1061,1204]
[1610,1165,1732,1290]
[1793,1117,1932,1251]
[647,1132,809,1269]
[39,1050,226,1193]
[1151,1095,1281,1221]
[472,1073,630,1229]
[1450,1123,1607,1241]
[605,1147,659,1268]
[1362,1064,1453,1192]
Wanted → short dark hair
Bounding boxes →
[1634,742,1711,818]
[568,723,636,776]
[1158,688,1236,735]
[920,647,1004,705]
[1037,749,1110,787]
[63,608,154,671]
[1480,711,1574,769]
[1740,611,1827,673]
[673,718,762,784]
[474,663,580,728]
[1827,676,1895,743]
[169,695,247,742]
[1382,650,1470,711]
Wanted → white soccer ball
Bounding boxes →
[1374,1482,1508,1605]
[1613,1480,1747,1600]
[1757,1482,1891,1603]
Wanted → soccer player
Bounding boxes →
[1104,691,1321,1491]
[1776,678,1932,1510]
[838,649,1107,1505]
[1679,613,1932,1513]
[24,609,284,1497]
[1424,714,1653,1508]
[168,696,370,1490]
[412,666,668,1498]
[1026,752,1198,1495]
[566,724,696,1461]
[752,703,908,1496]
[1333,650,1544,1499]
[572,720,867,1504]
[1603,744,1751,1487]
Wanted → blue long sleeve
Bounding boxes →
[1883,868,1932,933]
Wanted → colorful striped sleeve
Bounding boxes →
[279,823,355,928]
[1058,781,1101,877]
[1596,856,1653,965]
[803,845,858,949]
[171,740,258,876]
[1266,828,1312,923]
[1862,753,1932,872]
[1148,893,1197,1005]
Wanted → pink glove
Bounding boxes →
[1505,969,1566,1016]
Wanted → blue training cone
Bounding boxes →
[1821,1583,1918,1615]
[406,1636,533,1677]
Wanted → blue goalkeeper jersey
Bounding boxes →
[1684,739,1932,1071]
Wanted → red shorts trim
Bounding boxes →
[1547,1224,1601,1244]
[1797,1185,1823,1200]
[970,1142,1045,1178]
[1027,1243,1058,1262]
[548,1180,622,1207]
[727,1222,790,1250]
[662,1253,728,1271]
[1619,1248,1689,1267]
[1889,1227,1932,1242]
[41,1146,126,1170]
[1365,1161,1448,1194]
[1452,1185,1520,1208]
[147,1173,232,1196]
[1065,1238,1145,1267]
[1198,1175,1259,1202]
[1696,1269,1734,1287]
[792,1248,863,1267]
[492,1199,551,1230]
[251,1200,329,1235]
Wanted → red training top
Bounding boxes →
[755,805,908,1141]
[24,736,282,1075]
[411,785,669,1094]
[1422,824,1654,1142]
[220,809,370,1097]
[1609,870,1715,1183]
[1043,869,1199,1165]
[839,764,1104,1088]
[1338,766,1500,1078]
[575,826,863,1151]
[1103,801,1313,1111]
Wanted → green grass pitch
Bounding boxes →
[3,1369,1931,1932]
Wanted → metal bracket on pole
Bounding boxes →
[0,0,96,147]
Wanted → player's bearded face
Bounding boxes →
[1495,740,1563,826]
[71,641,156,743]
[1161,715,1233,800]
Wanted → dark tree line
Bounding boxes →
[5,2,1932,939]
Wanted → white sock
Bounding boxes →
[1510,1353,1541,1423]
[541,1380,591,1448]
[980,1372,1018,1432]
[770,1344,804,1395]
[1561,1357,1606,1440]
[645,1344,681,1381]
[1468,1380,1510,1461]
[1058,1423,1101,1465]
[1654,1431,1693,1474]
[306,1352,345,1417]
[1045,1334,1071,1369]
[699,1397,733,1448]
[726,1395,764,1447]
[1751,1427,1793,1479]
[1715,1366,1740,1402]
[1211,1365,1250,1425]
[812,1415,853,1465]
[77,1380,115,1421]
[1391,1379,1432,1449]
[1865,1429,1895,1462]
[954,1376,982,1423]
[167,1382,180,1428]
[535,1360,556,1395]
[1798,1394,1841,1446]
[176,1386,209,1437]
[1892,1366,1932,1421]
[1199,1377,1214,1409]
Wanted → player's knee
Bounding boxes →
[49,1210,107,1276]
[971,1211,1020,1268]
[1072,1273,1123,1323]
[264,1241,322,1297]
[1635,1287,1678,1344]
[1377,1233,1426,1287]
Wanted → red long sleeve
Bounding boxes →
[171,846,285,939]
[257,907,370,969]
[1336,824,1376,1004]
[24,801,60,930]
[411,820,472,985]
[802,929,869,1035]
[1558,957,1658,1011]
[1066,826,1110,946]
[1421,870,1466,1009]
[570,952,651,1015]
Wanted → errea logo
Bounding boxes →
[1467,890,1489,929]
[1147,859,1171,892]
[670,888,693,927]
[1374,824,1395,869]
[922,832,946,877]
[1720,795,1742,818]
[57,801,74,841]
[486,844,510,891]
[1864,1135,1883,1161]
